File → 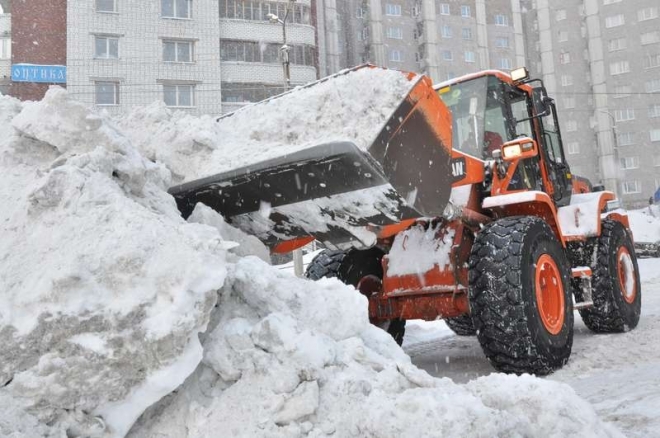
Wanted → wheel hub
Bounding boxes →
[617,246,637,304]
[535,254,565,335]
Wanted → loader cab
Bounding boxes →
[436,71,572,206]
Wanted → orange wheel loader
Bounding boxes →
[170,65,641,375]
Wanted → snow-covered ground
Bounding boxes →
[405,215,660,437]
[0,84,649,437]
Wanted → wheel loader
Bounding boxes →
[170,65,641,375]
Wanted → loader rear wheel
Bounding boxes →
[579,220,641,333]
[445,315,476,336]
[468,216,573,375]
[305,248,406,345]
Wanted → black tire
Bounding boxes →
[577,220,641,332]
[305,248,406,345]
[445,314,477,336]
[468,216,574,375]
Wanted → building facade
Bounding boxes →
[317,0,526,83]
[218,0,318,113]
[8,0,320,115]
[522,0,660,207]
[0,1,10,94]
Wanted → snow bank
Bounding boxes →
[629,206,660,243]
[114,67,418,183]
[0,89,622,437]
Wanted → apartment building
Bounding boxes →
[8,0,319,115]
[319,0,525,83]
[0,1,9,94]
[522,0,660,207]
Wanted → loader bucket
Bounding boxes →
[169,66,454,252]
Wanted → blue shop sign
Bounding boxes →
[11,64,67,84]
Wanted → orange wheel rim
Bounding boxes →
[535,254,565,335]
[617,246,637,304]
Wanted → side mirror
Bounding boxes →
[499,137,538,162]
[532,88,551,117]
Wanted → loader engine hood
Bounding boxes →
[169,66,454,252]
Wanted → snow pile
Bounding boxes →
[629,206,660,243]
[0,90,228,436]
[114,67,418,184]
[0,89,622,437]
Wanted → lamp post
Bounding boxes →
[268,1,301,275]
[267,0,297,90]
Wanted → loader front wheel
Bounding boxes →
[468,216,573,375]
[445,315,477,336]
[579,220,641,332]
[305,248,406,345]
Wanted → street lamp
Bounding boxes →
[267,0,297,90]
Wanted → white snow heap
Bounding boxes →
[114,67,419,184]
[0,87,622,437]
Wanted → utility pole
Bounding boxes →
[597,109,620,198]
[268,1,304,277]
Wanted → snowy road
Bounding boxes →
[404,258,660,437]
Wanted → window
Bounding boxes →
[96,0,117,13]
[646,79,660,92]
[0,38,10,60]
[221,82,286,103]
[651,129,660,142]
[649,104,660,118]
[95,81,119,106]
[461,5,471,17]
[356,6,366,18]
[94,35,119,59]
[385,4,401,16]
[219,2,312,24]
[439,3,450,15]
[495,15,508,26]
[617,132,635,146]
[620,156,640,170]
[220,40,315,66]
[464,51,475,63]
[603,0,622,4]
[442,50,453,61]
[556,9,566,21]
[559,52,571,64]
[613,85,632,98]
[164,84,195,107]
[162,0,191,19]
[561,75,573,86]
[386,27,403,39]
[655,156,660,167]
[563,97,575,109]
[641,31,660,45]
[567,142,579,154]
[605,14,625,28]
[163,40,194,63]
[638,7,658,22]
[621,181,641,194]
[461,28,473,40]
[644,54,660,69]
[389,49,402,62]
[441,25,452,38]
[566,120,578,132]
[498,58,511,69]
[614,108,635,122]
[609,60,630,75]
[495,37,509,48]
[558,31,569,42]
[608,37,627,52]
